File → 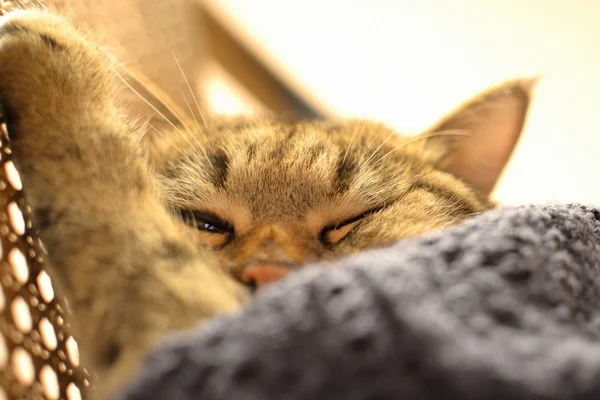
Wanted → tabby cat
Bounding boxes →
[0,9,532,399]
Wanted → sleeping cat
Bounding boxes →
[0,9,532,399]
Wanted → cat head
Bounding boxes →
[146,79,534,290]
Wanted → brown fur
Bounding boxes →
[0,10,533,399]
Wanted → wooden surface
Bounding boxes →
[197,0,330,119]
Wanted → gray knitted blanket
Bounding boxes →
[117,204,600,400]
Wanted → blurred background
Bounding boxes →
[44,0,600,205]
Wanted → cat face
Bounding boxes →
[150,81,533,289]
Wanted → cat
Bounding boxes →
[0,9,532,399]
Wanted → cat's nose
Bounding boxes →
[240,263,292,288]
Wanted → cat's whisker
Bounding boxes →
[178,97,211,154]
[366,127,388,149]
[116,70,216,168]
[349,126,392,185]
[154,22,208,130]
[365,131,399,165]
[180,90,204,136]
[172,51,208,127]
[147,124,195,166]
[176,89,217,169]
[171,52,220,169]
[115,70,185,138]
[373,130,469,166]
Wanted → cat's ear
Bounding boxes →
[418,78,536,197]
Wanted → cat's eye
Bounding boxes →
[179,210,234,247]
[319,209,380,246]
[195,213,230,234]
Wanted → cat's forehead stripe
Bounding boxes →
[286,125,298,139]
[334,154,358,193]
[269,140,288,162]
[207,148,229,189]
[304,144,327,168]
[245,143,257,162]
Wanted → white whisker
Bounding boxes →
[176,90,215,169]
[115,70,185,137]
[180,89,204,134]
[364,130,399,165]
[172,51,207,127]
[147,124,195,166]
[116,69,215,169]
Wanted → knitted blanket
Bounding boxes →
[117,204,600,400]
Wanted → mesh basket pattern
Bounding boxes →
[0,115,89,398]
